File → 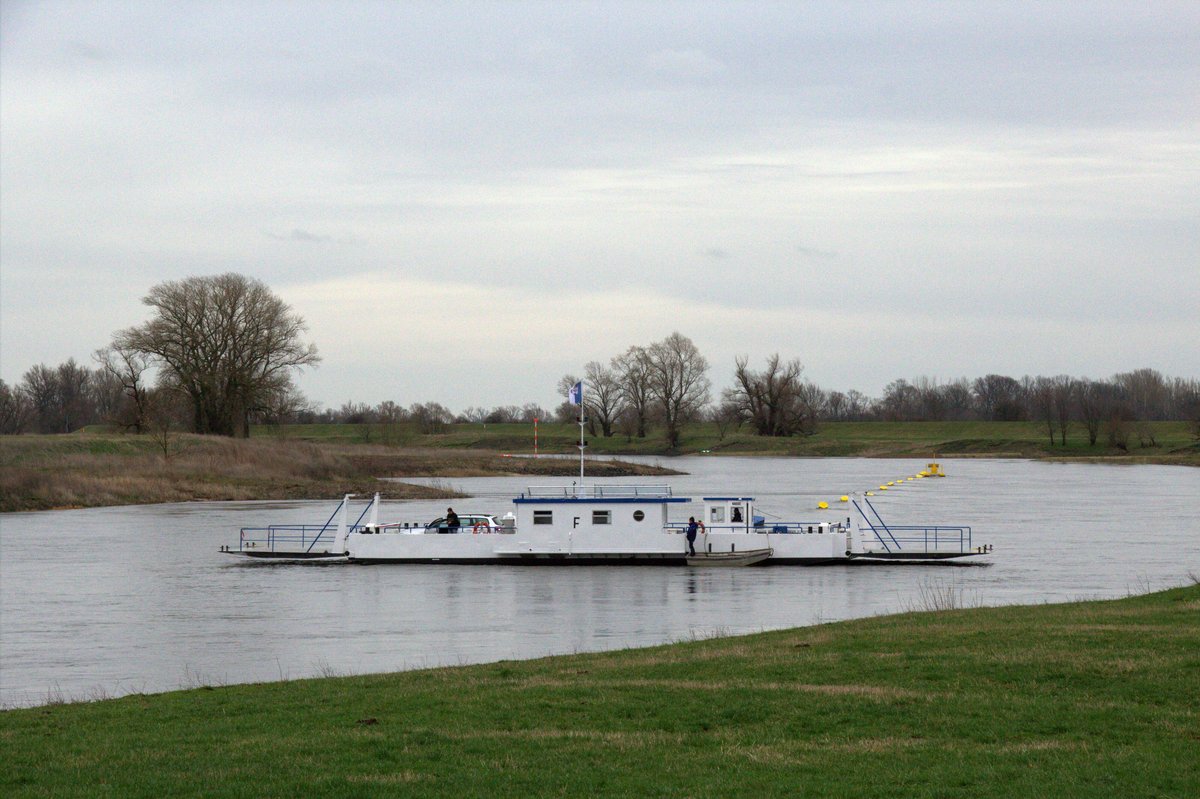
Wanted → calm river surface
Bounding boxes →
[1,457,1197,707]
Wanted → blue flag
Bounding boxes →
[568,381,583,405]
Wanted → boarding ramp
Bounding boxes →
[850,495,981,559]
[224,495,370,559]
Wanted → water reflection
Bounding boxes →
[1,457,1196,707]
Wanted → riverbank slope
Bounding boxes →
[2,420,1193,512]
[2,584,1196,797]
[260,419,1198,463]
[0,434,680,512]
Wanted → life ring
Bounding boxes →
[698,522,705,534]
[473,523,488,534]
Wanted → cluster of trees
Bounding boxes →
[310,401,553,434]
[1,359,123,435]
[3,274,1198,448]
[869,371,1200,449]
[557,332,711,449]
[2,274,318,438]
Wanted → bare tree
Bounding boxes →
[0,380,32,434]
[913,376,946,421]
[460,406,488,424]
[881,379,920,421]
[1113,368,1169,420]
[613,346,654,438]
[942,378,974,421]
[581,361,625,437]
[826,391,847,421]
[1050,376,1073,446]
[113,274,319,437]
[409,402,453,434]
[57,359,95,432]
[645,332,710,450]
[94,345,153,432]
[1075,379,1106,446]
[375,400,407,443]
[724,354,817,436]
[1031,377,1058,446]
[844,389,869,421]
[707,400,742,440]
[972,374,1024,421]
[521,403,548,423]
[21,364,62,433]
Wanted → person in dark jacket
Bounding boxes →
[685,516,700,556]
[445,508,460,534]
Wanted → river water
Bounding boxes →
[1,457,1196,707]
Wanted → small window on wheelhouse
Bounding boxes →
[633,510,645,522]
[592,510,611,525]
[533,510,553,525]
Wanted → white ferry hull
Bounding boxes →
[228,486,990,565]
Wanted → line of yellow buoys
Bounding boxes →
[816,462,946,509]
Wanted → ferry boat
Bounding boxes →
[221,484,990,565]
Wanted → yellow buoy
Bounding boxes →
[879,486,888,491]
[865,491,875,496]
[887,481,895,486]
[840,495,849,502]
[817,501,829,510]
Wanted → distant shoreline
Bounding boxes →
[1,420,1194,512]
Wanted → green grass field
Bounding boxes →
[2,584,1196,797]
[259,419,1199,462]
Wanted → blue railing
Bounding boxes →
[872,525,974,553]
[852,497,972,553]
[663,522,847,534]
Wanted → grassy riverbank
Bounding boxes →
[3,584,1196,797]
[2,420,1193,511]
[260,419,1200,463]
[0,434,680,513]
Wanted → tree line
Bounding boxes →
[2,275,1197,447]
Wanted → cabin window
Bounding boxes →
[592,510,611,525]
[633,510,645,522]
[710,507,725,523]
[533,510,553,525]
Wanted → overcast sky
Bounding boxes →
[2,1,1197,410]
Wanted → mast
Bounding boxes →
[578,390,586,487]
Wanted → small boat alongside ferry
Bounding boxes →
[221,484,990,565]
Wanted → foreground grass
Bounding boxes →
[0,434,678,512]
[260,419,1200,464]
[3,585,1197,798]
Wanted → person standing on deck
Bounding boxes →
[446,508,460,534]
[686,516,700,557]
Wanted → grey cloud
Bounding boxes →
[796,246,837,261]
[266,228,333,244]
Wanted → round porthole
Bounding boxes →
[633,510,645,521]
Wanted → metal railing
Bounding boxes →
[866,525,974,553]
[236,496,373,554]
[523,484,674,499]
[852,496,972,554]
[238,523,358,554]
[663,522,849,534]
